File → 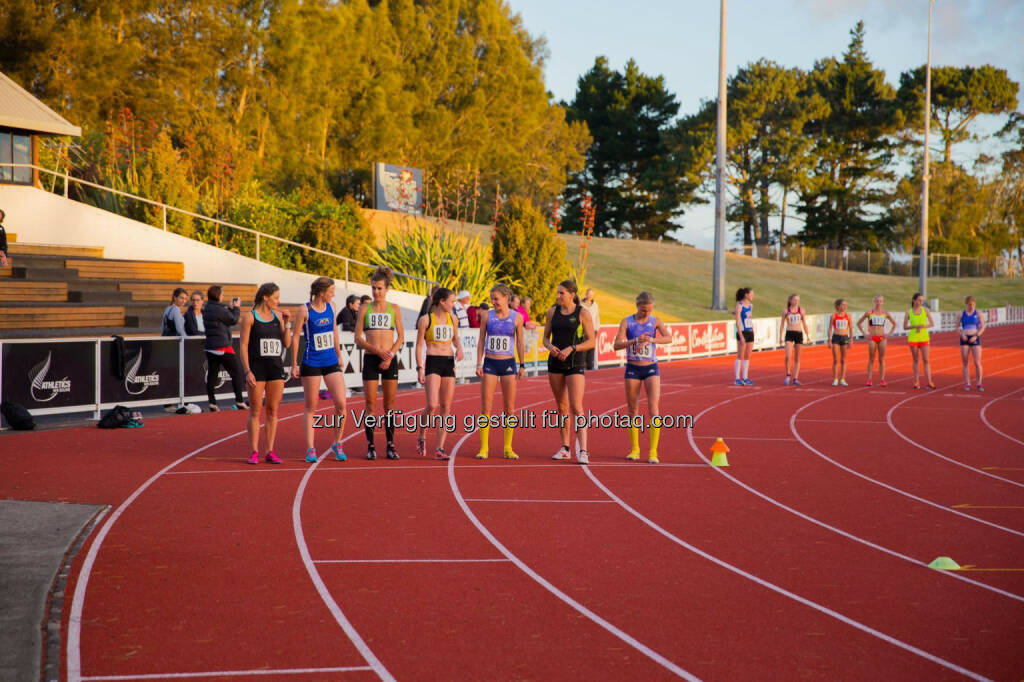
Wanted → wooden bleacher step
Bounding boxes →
[0,306,126,330]
[7,243,105,258]
[64,258,185,281]
[0,280,68,302]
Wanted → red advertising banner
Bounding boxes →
[596,324,623,364]
[596,320,728,365]
[688,321,729,355]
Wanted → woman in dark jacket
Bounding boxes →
[202,285,247,411]
[183,290,205,336]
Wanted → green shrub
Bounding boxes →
[492,197,570,313]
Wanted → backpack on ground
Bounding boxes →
[98,405,131,429]
[1,400,36,430]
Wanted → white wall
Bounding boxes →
[0,185,422,319]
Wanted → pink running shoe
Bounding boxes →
[247,451,259,465]
[265,450,282,464]
[880,380,887,387]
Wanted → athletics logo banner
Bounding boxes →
[2,342,96,410]
[100,339,178,403]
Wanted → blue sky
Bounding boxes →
[507,0,1024,248]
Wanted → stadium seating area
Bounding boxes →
[1,235,264,337]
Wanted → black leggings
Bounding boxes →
[205,351,245,405]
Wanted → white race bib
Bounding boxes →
[486,335,512,354]
[368,313,392,330]
[260,338,282,357]
[870,316,885,327]
[632,341,654,360]
[312,331,334,351]
[787,313,801,325]
[835,319,848,330]
[431,325,453,342]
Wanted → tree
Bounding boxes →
[491,197,569,313]
[564,57,695,240]
[898,65,1019,164]
[797,22,904,251]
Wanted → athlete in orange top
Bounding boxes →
[827,298,852,386]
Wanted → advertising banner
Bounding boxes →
[688,321,729,356]
[1,341,96,411]
[373,163,423,214]
[99,338,180,404]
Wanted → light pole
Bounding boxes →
[711,0,728,310]
[919,0,934,299]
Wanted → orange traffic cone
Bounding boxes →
[710,437,730,467]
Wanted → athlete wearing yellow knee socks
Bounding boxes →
[474,284,526,460]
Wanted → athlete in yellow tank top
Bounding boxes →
[415,288,464,459]
[903,293,935,389]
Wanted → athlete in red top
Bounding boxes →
[827,298,852,386]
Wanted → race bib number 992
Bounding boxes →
[260,338,282,357]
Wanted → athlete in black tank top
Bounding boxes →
[549,304,585,369]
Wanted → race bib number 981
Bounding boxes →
[486,335,512,354]
[432,325,453,342]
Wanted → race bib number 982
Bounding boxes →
[312,331,334,351]
[486,335,512,354]
[368,313,391,329]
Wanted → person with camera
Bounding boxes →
[202,285,247,412]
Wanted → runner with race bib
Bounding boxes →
[414,287,464,459]
[827,298,852,387]
[613,291,671,463]
[291,276,348,463]
[856,295,897,387]
[475,284,526,460]
[543,279,596,464]
[903,292,935,390]
[355,267,406,460]
[957,295,985,391]
[240,283,292,465]
[779,293,811,386]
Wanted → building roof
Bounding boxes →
[0,71,81,137]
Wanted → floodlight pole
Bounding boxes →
[711,0,728,310]
[919,0,934,299]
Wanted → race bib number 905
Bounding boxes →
[486,335,512,354]
[432,325,453,342]
[260,338,282,357]
[312,331,334,351]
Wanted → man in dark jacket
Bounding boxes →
[336,294,360,332]
[202,285,247,411]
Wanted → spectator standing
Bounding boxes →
[202,285,247,411]
[184,290,205,336]
[337,294,360,332]
[581,288,600,369]
[161,288,188,337]
[454,290,471,328]
[0,209,9,267]
[521,297,538,330]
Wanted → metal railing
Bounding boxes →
[0,162,438,289]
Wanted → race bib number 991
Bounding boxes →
[313,331,334,351]
[486,335,512,354]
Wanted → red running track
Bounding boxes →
[1,327,1022,680]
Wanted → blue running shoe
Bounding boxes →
[304,448,318,463]
[792,379,801,386]
[742,378,755,386]
[331,442,347,462]
[734,379,744,386]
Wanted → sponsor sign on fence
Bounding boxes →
[2,341,96,411]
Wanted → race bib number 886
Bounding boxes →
[486,335,512,354]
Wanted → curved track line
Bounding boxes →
[579,465,990,682]
[978,386,1024,448]
[885,364,1024,488]
[446,397,700,681]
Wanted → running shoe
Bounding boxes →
[475,451,489,460]
[265,450,282,464]
[832,379,839,386]
[386,444,399,460]
[840,380,848,387]
[247,451,259,465]
[552,446,572,461]
[927,383,936,390]
[304,448,318,463]
[880,380,887,387]
[977,385,985,392]
[734,379,744,386]
[865,381,873,387]
[577,450,590,465]
[416,438,426,457]
[742,378,755,386]
[209,404,220,413]
[331,442,346,462]
[648,453,659,464]
[964,384,971,391]
[792,379,801,387]
[435,448,450,461]
[366,445,377,460]
[783,376,791,386]
[503,449,519,460]
[913,383,920,390]
[626,451,640,461]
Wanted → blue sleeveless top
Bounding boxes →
[960,309,981,334]
[740,303,753,331]
[626,314,658,363]
[484,309,517,357]
[303,301,338,367]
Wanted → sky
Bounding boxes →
[506,0,1024,249]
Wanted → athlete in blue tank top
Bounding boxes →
[958,296,985,391]
[733,287,755,386]
[303,301,338,367]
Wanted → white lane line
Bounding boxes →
[979,386,1024,448]
[691,436,799,442]
[314,558,510,564]
[447,395,699,681]
[885,362,1024,489]
[581,465,991,682]
[799,418,886,423]
[291,437,395,681]
[167,462,710,475]
[81,667,373,680]
[464,498,615,503]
